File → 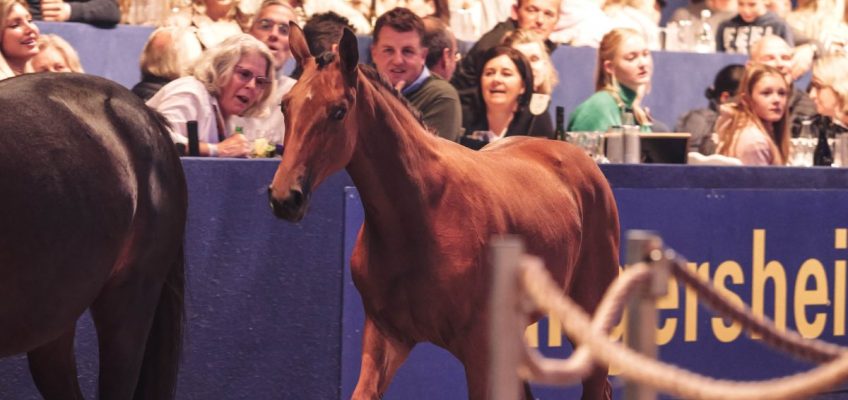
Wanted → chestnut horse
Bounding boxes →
[0,73,186,399]
[268,25,619,399]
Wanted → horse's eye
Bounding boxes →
[280,103,286,115]
[331,107,347,121]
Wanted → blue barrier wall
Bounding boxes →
[2,160,847,399]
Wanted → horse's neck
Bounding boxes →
[346,79,444,240]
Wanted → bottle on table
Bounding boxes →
[555,106,567,141]
[694,9,715,53]
[187,120,199,157]
[814,117,834,166]
[621,108,641,164]
[794,119,815,167]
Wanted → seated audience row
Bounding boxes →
[6,0,848,168]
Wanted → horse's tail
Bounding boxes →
[134,243,186,400]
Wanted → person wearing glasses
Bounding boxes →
[226,0,298,150]
[147,34,276,158]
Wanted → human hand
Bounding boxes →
[217,133,252,158]
[41,0,71,22]
[791,44,815,81]
[394,80,406,92]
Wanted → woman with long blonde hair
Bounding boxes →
[716,64,790,165]
[810,56,848,126]
[567,28,654,132]
[0,0,39,80]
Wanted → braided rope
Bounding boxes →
[517,257,848,400]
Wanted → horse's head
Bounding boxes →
[268,22,359,222]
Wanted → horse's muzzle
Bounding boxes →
[268,185,309,222]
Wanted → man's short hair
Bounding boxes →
[422,16,453,69]
[372,7,426,45]
[290,11,355,79]
[304,11,355,56]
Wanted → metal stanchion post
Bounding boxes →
[623,230,668,400]
[489,236,525,400]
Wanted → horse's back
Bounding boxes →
[0,73,185,355]
[448,136,619,297]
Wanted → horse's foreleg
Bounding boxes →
[27,326,84,400]
[351,316,413,400]
[90,282,161,400]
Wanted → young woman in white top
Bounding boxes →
[716,63,790,165]
[147,34,276,158]
[0,0,39,80]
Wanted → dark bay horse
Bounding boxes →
[268,25,619,399]
[0,73,187,399]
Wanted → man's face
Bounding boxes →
[511,0,561,39]
[750,38,792,81]
[249,4,295,70]
[371,26,428,88]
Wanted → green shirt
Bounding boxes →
[567,85,644,132]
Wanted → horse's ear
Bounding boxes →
[338,27,359,86]
[289,21,311,68]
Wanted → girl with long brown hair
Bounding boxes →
[716,63,790,165]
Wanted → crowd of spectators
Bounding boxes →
[3,0,848,165]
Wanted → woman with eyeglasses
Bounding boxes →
[226,0,298,152]
[147,34,276,158]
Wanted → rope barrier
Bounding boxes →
[490,234,848,400]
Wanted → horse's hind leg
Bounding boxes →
[351,316,413,399]
[27,326,84,400]
[89,281,162,399]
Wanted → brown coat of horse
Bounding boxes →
[268,25,619,399]
[0,73,186,400]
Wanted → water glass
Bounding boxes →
[566,132,607,163]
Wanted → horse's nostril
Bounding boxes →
[289,188,304,209]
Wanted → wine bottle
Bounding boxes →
[814,117,833,166]
[555,106,566,141]
[187,120,199,157]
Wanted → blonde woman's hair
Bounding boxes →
[36,34,84,72]
[812,55,848,120]
[716,64,790,165]
[595,28,650,124]
[0,0,34,80]
[140,26,202,80]
[189,33,276,118]
[502,28,559,95]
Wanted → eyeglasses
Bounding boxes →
[233,66,271,89]
[256,18,290,36]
